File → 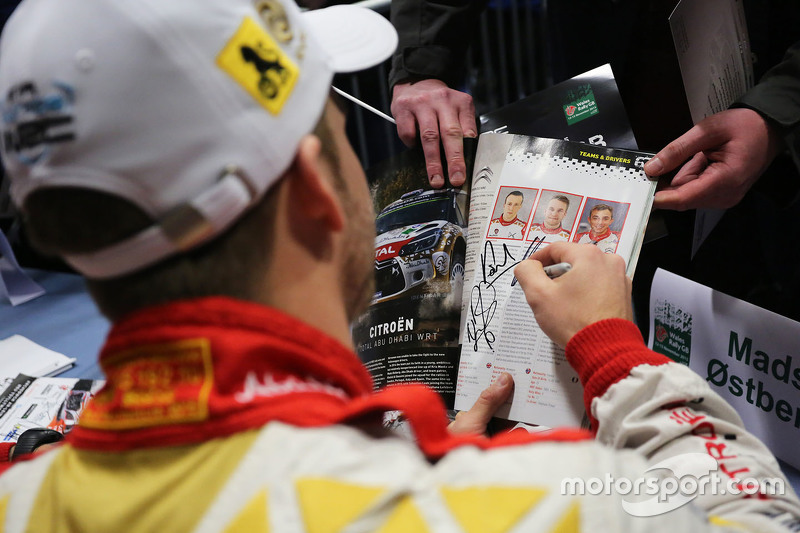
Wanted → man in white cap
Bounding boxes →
[1,0,799,531]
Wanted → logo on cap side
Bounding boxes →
[216,17,299,115]
[1,81,76,165]
[254,0,293,44]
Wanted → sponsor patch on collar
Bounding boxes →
[80,339,214,430]
[216,16,299,115]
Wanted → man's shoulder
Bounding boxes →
[267,419,596,467]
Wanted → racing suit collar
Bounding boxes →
[538,223,564,235]
[588,228,612,241]
[67,297,592,457]
[495,216,521,226]
[69,297,375,451]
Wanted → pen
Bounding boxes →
[331,86,396,125]
[543,262,571,279]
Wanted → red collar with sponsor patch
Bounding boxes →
[493,216,522,226]
[535,223,565,235]
[68,297,589,457]
[588,228,613,241]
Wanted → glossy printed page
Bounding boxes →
[455,134,656,427]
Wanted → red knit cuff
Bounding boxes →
[566,318,672,430]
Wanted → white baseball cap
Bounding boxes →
[0,0,397,278]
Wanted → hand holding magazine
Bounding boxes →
[354,65,657,428]
[454,134,655,427]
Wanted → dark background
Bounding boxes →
[3,0,800,327]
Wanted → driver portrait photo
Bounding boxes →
[526,191,581,247]
[572,199,630,254]
[487,186,537,240]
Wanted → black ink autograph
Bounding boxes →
[510,238,544,287]
[466,237,545,351]
[466,282,497,351]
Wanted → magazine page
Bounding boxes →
[454,134,656,427]
[352,140,477,408]
[0,374,104,442]
[479,63,667,246]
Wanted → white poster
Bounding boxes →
[648,269,800,469]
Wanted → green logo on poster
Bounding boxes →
[653,319,692,365]
[563,84,599,125]
[651,299,693,365]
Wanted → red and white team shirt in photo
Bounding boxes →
[574,229,619,253]
[488,217,526,239]
[527,223,570,246]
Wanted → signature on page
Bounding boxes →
[466,238,544,351]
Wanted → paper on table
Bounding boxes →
[0,335,76,378]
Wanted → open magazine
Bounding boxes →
[353,65,656,426]
[454,135,655,427]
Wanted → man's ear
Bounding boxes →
[287,134,345,232]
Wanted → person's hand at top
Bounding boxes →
[643,108,785,211]
[513,242,633,348]
[391,78,477,188]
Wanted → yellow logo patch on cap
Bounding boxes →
[217,16,299,115]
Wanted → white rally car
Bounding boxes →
[373,188,468,304]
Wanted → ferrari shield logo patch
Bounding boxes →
[216,16,299,115]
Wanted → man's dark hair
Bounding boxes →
[590,203,613,217]
[506,190,524,202]
[551,194,570,210]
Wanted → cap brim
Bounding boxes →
[302,5,398,73]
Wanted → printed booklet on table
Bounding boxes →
[0,374,104,443]
[353,65,657,427]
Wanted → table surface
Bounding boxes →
[1,269,108,381]
[2,269,799,494]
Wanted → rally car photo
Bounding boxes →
[372,188,468,305]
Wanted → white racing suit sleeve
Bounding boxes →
[568,318,800,531]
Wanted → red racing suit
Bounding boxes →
[0,297,798,532]
[573,229,620,254]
